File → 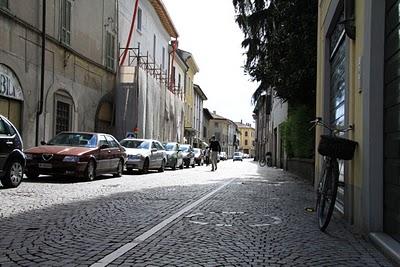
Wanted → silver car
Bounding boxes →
[163,142,184,170]
[120,138,167,174]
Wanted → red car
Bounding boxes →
[24,132,126,181]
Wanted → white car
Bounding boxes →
[219,152,227,160]
[233,152,243,161]
[120,138,167,174]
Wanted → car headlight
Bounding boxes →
[128,154,142,160]
[63,156,80,162]
[25,153,33,160]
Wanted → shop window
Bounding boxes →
[61,0,72,45]
[106,32,115,70]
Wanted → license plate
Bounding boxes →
[39,163,52,169]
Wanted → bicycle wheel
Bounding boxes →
[259,158,267,167]
[316,158,339,231]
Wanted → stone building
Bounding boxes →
[235,121,255,157]
[208,111,238,158]
[0,0,118,148]
[193,84,207,148]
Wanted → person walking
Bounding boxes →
[209,136,221,171]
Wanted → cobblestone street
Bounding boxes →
[0,160,393,266]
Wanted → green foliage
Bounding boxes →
[281,105,314,159]
[233,0,318,107]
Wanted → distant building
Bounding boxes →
[202,108,213,146]
[208,111,238,158]
[235,121,255,157]
[0,0,118,148]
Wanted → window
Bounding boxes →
[137,8,142,31]
[171,66,176,86]
[162,47,166,71]
[203,127,207,138]
[215,122,219,128]
[245,131,248,137]
[99,135,108,147]
[153,35,156,62]
[106,32,115,70]
[0,0,8,9]
[0,119,10,135]
[61,0,72,45]
[245,140,248,146]
[55,101,71,134]
[106,135,118,148]
[178,74,181,89]
[156,142,164,150]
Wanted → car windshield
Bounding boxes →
[234,152,241,156]
[164,143,177,151]
[180,145,190,152]
[120,140,150,149]
[47,133,97,148]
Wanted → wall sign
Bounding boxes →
[0,64,24,101]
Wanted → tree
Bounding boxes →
[233,0,317,107]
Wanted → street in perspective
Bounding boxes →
[0,0,399,266]
[0,161,392,266]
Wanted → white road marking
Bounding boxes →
[91,178,236,267]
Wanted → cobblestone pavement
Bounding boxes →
[0,160,393,266]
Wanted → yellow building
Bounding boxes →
[317,0,399,263]
[236,121,255,157]
[177,49,199,145]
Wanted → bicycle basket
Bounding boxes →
[318,135,357,160]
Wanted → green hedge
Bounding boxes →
[281,105,314,159]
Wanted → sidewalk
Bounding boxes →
[110,164,392,266]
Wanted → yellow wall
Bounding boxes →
[239,127,255,154]
[316,0,365,226]
[184,63,196,129]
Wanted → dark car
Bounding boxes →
[193,148,204,166]
[0,115,25,188]
[180,144,195,168]
[24,132,126,181]
[163,142,184,170]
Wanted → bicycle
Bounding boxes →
[259,151,272,167]
[310,117,357,232]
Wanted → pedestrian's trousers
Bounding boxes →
[211,151,218,170]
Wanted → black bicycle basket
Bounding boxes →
[318,135,357,160]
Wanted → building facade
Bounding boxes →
[317,0,400,263]
[208,111,238,158]
[0,0,117,148]
[236,121,255,157]
[117,0,185,142]
[193,84,207,148]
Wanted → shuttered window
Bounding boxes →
[61,0,71,45]
[106,32,115,71]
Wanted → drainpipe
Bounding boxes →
[119,0,140,66]
[36,0,46,146]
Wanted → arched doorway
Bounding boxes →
[0,64,24,132]
[95,94,114,134]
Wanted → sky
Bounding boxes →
[162,0,259,125]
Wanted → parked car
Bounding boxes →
[121,138,167,174]
[193,148,204,166]
[180,144,195,168]
[233,152,244,161]
[24,132,126,181]
[243,153,249,159]
[0,115,25,188]
[219,151,227,161]
[163,142,183,170]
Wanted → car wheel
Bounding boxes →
[26,169,39,180]
[158,160,165,173]
[179,162,184,169]
[192,162,195,168]
[84,160,96,181]
[1,159,24,188]
[113,160,123,177]
[172,160,177,170]
[140,159,149,174]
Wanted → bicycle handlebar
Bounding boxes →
[309,117,353,134]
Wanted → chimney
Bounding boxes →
[213,111,216,115]
[240,119,243,124]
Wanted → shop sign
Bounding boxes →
[0,64,24,101]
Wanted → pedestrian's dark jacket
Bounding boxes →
[209,140,221,153]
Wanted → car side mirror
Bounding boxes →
[40,141,47,145]
[100,144,109,149]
